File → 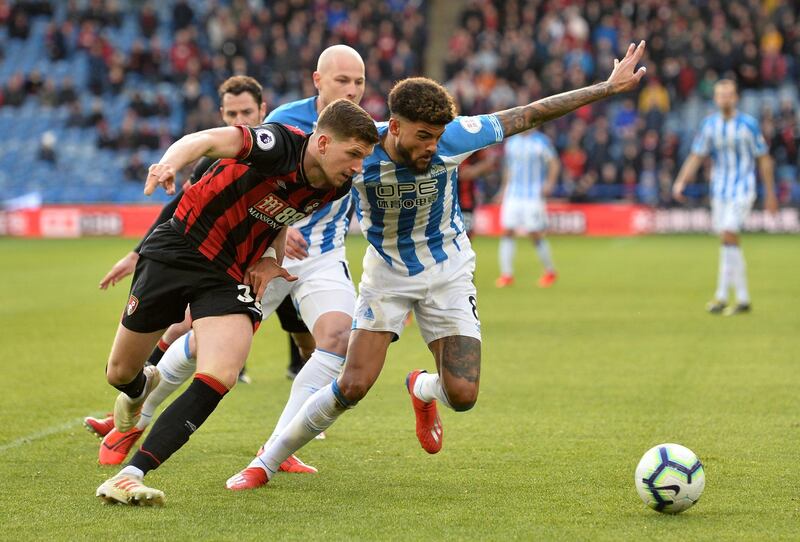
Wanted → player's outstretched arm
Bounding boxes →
[543,156,561,197]
[284,227,309,260]
[144,126,245,195]
[495,41,647,138]
[757,154,779,213]
[243,228,299,302]
[672,153,705,203]
[98,251,139,289]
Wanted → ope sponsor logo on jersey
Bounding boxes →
[249,193,306,227]
[374,178,440,210]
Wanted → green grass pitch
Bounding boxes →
[1,234,798,540]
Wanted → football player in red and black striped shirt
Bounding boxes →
[95,76,310,386]
[96,98,378,506]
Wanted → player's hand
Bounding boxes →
[99,251,139,289]
[144,163,177,196]
[606,41,647,95]
[672,181,687,203]
[284,227,309,260]
[765,192,779,214]
[243,258,298,302]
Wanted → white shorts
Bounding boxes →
[353,245,482,344]
[711,197,754,233]
[261,247,356,332]
[500,198,548,232]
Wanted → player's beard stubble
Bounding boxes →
[396,143,432,174]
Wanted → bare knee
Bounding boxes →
[445,383,479,412]
[721,231,739,245]
[336,374,373,404]
[316,326,350,357]
[312,315,352,357]
[106,362,139,386]
[291,332,315,361]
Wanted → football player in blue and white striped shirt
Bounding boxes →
[673,79,777,315]
[496,129,560,288]
[227,42,648,491]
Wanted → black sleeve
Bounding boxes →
[238,123,298,176]
[188,156,217,185]
[133,190,184,253]
[133,156,216,252]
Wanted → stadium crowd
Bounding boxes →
[0,0,797,206]
[446,0,800,206]
[0,0,426,202]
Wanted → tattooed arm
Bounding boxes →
[496,41,648,138]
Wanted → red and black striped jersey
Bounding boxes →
[167,123,351,282]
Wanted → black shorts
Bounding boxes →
[275,295,309,333]
[123,225,263,333]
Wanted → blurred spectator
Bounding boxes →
[124,153,148,182]
[44,21,70,61]
[8,7,30,40]
[2,73,26,107]
[24,69,45,96]
[57,76,79,106]
[172,0,194,32]
[38,131,57,164]
[139,2,158,39]
[38,78,59,107]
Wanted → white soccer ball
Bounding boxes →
[634,443,705,514]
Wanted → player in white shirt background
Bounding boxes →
[673,79,778,315]
[495,129,560,288]
[225,41,649,491]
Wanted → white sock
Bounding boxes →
[534,238,555,272]
[119,465,144,479]
[265,349,344,446]
[728,245,750,304]
[499,237,515,276]
[412,371,453,410]
[251,383,348,478]
[715,246,731,302]
[137,332,197,430]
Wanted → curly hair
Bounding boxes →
[217,75,263,106]
[388,77,457,125]
[317,98,379,145]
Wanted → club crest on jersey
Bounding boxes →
[249,193,306,227]
[126,295,139,316]
[459,116,482,134]
[428,163,446,177]
[304,200,323,213]
[255,128,275,151]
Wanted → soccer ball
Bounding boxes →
[634,443,705,514]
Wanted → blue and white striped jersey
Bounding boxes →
[266,96,352,257]
[691,111,768,201]
[352,114,504,276]
[503,131,556,201]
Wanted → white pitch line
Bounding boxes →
[0,416,94,453]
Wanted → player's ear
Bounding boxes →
[317,133,329,155]
[388,118,400,136]
[312,71,322,91]
[259,102,267,119]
